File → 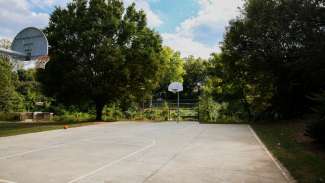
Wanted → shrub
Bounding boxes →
[161,102,169,121]
[144,109,157,120]
[103,104,124,121]
[198,94,227,122]
[54,112,95,123]
[124,103,139,120]
[0,112,20,121]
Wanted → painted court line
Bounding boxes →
[67,140,156,183]
[0,136,120,160]
[248,125,293,183]
[0,143,65,160]
[0,179,16,183]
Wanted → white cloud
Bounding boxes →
[0,0,242,59]
[163,0,243,59]
[162,33,217,58]
[0,0,49,39]
[0,0,162,40]
[28,0,68,9]
[123,0,163,28]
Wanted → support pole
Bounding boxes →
[177,92,180,122]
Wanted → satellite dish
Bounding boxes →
[168,82,183,93]
[0,27,49,69]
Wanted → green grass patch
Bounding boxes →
[252,120,325,183]
[0,121,100,137]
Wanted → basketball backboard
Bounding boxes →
[11,27,48,60]
[168,82,183,93]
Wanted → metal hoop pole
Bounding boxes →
[177,92,180,122]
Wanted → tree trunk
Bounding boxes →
[96,103,104,121]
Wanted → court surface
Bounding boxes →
[0,122,290,183]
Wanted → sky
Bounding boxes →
[0,0,243,59]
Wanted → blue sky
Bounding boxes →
[0,0,243,58]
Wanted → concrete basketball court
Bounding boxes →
[0,122,291,183]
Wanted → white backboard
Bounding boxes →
[11,27,48,60]
[168,82,183,93]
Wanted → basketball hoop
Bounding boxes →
[168,82,183,122]
[0,27,49,70]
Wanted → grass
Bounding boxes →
[252,120,325,183]
[0,121,100,137]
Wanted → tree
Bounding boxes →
[220,0,325,119]
[183,56,208,99]
[154,47,185,99]
[0,57,24,112]
[39,0,164,120]
[17,69,49,111]
[160,47,185,84]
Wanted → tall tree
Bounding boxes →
[220,0,325,119]
[183,56,208,99]
[39,0,164,120]
[160,47,185,84]
[154,47,185,100]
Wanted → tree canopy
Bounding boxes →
[39,0,164,120]
[217,0,325,119]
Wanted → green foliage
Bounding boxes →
[253,121,325,183]
[0,112,21,121]
[155,47,185,95]
[183,56,208,100]
[160,47,185,83]
[124,102,139,120]
[161,101,169,121]
[0,57,24,112]
[54,112,95,123]
[17,69,51,112]
[217,0,325,119]
[143,109,157,120]
[143,104,170,121]
[198,94,228,123]
[103,104,124,121]
[40,0,164,120]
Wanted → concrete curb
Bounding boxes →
[248,125,296,183]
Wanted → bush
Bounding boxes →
[54,112,95,123]
[124,103,139,120]
[161,102,169,121]
[143,109,157,120]
[198,94,228,122]
[305,119,325,144]
[103,104,124,121]
[142,104,172,121]
[0,112,20,121]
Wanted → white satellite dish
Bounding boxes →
[168,82,183,93]
[0,27,49,69]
